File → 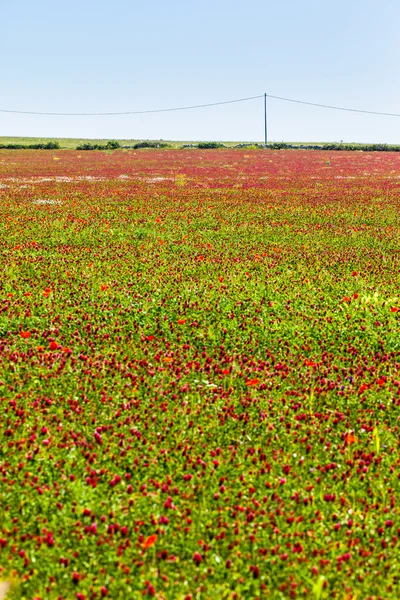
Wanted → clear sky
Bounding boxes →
[2,0,400,143]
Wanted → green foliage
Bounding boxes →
[0,141,60,150]
[266,141,400,151]
[132,141,169,149]
[76,140,121,151]
[197,141,226,149]
[75,140,171,150]
[105,140,121,149]
[235,143,264,149]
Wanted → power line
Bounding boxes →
[1,92,400,118]
[266,94,400,118]
[0,94,263,116]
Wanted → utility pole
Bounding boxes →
[264,93,268,147]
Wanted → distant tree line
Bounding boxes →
[76,141,169,150]
[0,141,60,149]
[264,142,400,152]
[2,140,400,152]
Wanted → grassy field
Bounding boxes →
[0,148,399,599]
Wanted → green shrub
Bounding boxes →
[0,141,60,150]
[76,141,121,151]
[132,141,169,149]
[197,142,225,149]
[265,142,400,152]
[76,143,99,150]
[106,140,121,149]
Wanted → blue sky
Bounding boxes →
[2,0,399,142]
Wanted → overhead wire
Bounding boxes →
[0,95,263,116]
[1,93,400,118]
[266,94,400,118]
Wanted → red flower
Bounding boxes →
[143,534,157,549]
[193,552,203,564]
[21,331,31,339]
[304,359,316,367]
[345,433,358,445]
[246,378,259,387]
[385,520,394,528]
[49,341,59,350]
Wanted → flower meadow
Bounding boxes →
[0,148,399,600]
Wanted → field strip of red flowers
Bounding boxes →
[0,149,399,600]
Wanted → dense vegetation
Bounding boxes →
[0,142,60,150]
[0,149,399,599]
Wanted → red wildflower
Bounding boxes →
[21,331,31,339]
[345,433,358,445]
[304,359,316,367]
[143,534,157,549]
[246,378,259,387]
[193,552,203,564]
